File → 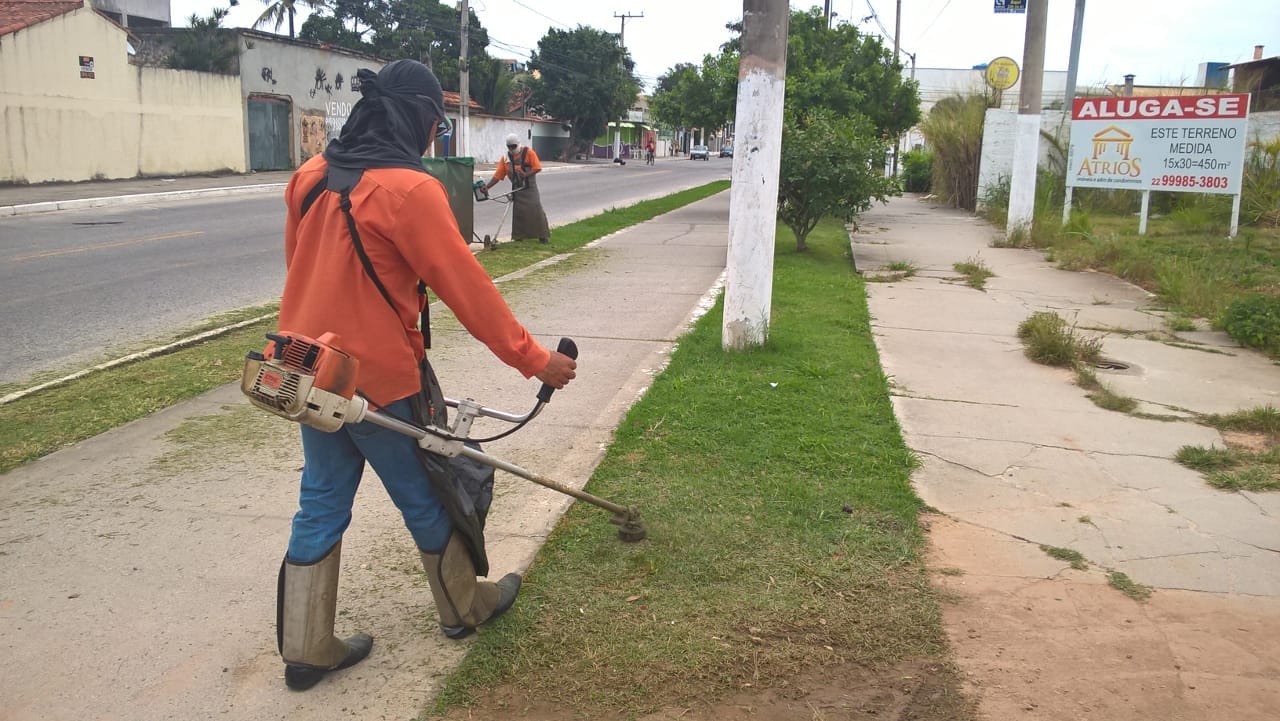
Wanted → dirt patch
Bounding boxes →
[1221,429,1273,454]
[926,515,1280,721]
[435,658,974,721]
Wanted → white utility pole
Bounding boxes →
[723,0,788,351]
[1006,0,1048,238]
[1061,0,1086,225]
[614,11,642,161]
[459,0,470,157]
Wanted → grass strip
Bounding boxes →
[0,181,730,475]
[431,218,956,717]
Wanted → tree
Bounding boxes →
[255,0,328,39]
[530,27,639,160]
[648,63,699,130]
[777,111,896,251]
[169,8,239,75]
[298,0,492,93]
[784,8,919,137]
[773,8,921,251]
[649,51,737,145]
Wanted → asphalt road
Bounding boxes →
[0,158,730,386]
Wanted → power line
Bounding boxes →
[917,0,954,41]
[509,0,571,29]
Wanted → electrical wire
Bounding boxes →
[917,0,954,41]
[508,0,571,29]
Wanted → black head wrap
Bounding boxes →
[324,60,446,172]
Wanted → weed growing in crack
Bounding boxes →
[1107,571,1153,601]
[1039,545,1089,570]
[953,256,994,290]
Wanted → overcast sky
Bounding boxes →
[176,0,1280,92]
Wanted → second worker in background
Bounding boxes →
[483,133,551,244]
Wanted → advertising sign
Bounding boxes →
[985,57,1020,90]
[994,0,1027,13]
[1066,94,1251,195]
[79,55,94,79]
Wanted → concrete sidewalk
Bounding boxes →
[852,196,1280,721]
[0,193,730,721]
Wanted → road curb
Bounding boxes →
[0,183,289,217]
[0,163,599,217]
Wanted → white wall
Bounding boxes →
[238,33,385,166]
[0,7,244,184]
[977,108,1070,204]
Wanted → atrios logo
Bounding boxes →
[1077,125,1142,178]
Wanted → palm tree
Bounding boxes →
[254,0,327,39]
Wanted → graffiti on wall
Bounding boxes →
[300,113,327,161]
[251,62,376,151]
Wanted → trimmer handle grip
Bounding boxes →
[537,337,578,404]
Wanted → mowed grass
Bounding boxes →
[432,218,950,716]
[0,181,731,475]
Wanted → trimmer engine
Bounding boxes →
[241,331,364,432]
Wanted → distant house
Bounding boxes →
[0,0,245,183]
[1227,45,1280,112]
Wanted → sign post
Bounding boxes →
[1064,93,1252,236]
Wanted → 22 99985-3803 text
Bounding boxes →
[1149,175,1230,189]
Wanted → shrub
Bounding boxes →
[920,94,987,211]
[1242,137,1280,227]
[1220,293,1280,356]
[901,149,934,193]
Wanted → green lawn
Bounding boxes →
[431,218,963,718]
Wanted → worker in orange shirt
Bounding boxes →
[274,59,576,691]
[482,133,551,243]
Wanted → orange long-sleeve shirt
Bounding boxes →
[492,146,542,182]
[279,155,550,406]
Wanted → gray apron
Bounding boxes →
[507,148,550,241]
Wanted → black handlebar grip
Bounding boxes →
[536,337,578,403]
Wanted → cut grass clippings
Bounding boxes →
[0,181,731,475]
[431,218,961,718]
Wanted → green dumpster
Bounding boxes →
[422,156,475,243]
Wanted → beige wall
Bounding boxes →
[0,8,245,184]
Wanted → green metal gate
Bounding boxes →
[248,96,292,171]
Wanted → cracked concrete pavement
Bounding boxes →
[853,196,1280,720]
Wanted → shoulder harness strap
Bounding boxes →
[297,168,431,350]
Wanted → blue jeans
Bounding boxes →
[287,397,452,563]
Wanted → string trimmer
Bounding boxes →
[239,331,646,542]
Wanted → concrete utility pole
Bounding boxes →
[891,0,902,176]
[459,0,470,157]
[1006,0,1048,238]
[1063,0,1085,107]
[614,11,643,161]
[723,0,788,351]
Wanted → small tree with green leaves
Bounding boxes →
[778,111,896,251]
[169,8,239,75]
